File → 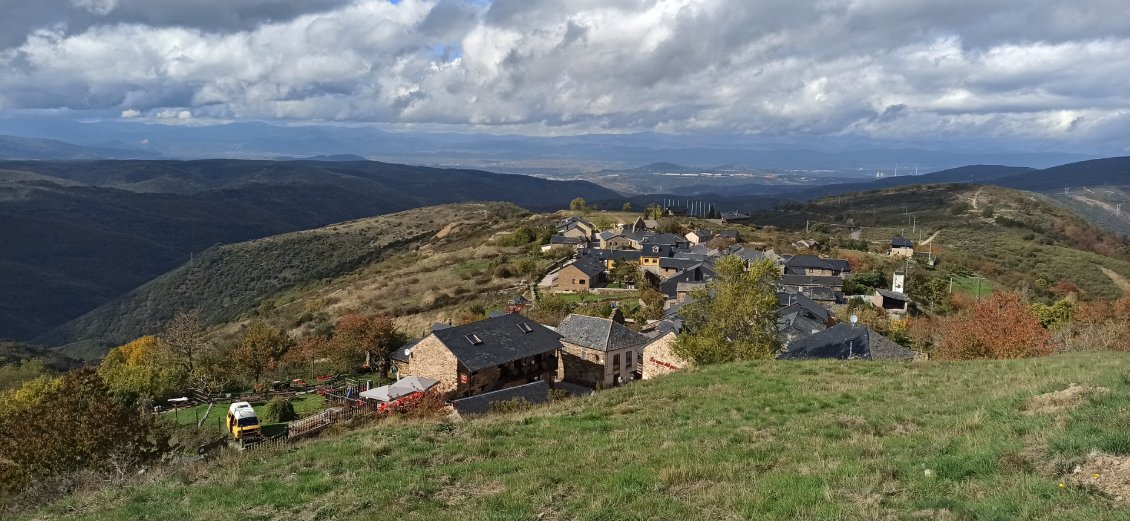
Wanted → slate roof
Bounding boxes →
[802,286,842,303]
[875,288,911,302]
[779,275,845,288]
[778,323,913,360]
[777,291,831,322]
[659,257,701,269]
[721,211,750,220]
[642,233,685,247]
[688,229,714,239]
[431,314,563,372]
[586,249,643,261]
[719,230,740,239]
[509,295,532,306]
[826,259,852,273]
[451,381,551,415]
[890,236,914,248]
[785,255,835,270]
[557,314,649,352]
[390,339,421,363]
[550,235,586,245]
[641,244,677,257]
[359,376,439,402]
[565,256,605,278]
[732,247,767,262]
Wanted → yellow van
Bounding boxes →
[226,402,261,440]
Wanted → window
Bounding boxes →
[613,353,621,371]
[578,279,586,285]
[626,351,633,369]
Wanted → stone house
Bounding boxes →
[641,331,689,379]
[558,217,596,240]
[552,256,605,292]
[867,271,911,314]
[685,229,714,246]
[557,314,650,387]
[783,255,851,277]
[405,314,564,399]
[598,232,636,250]
[889,236,914,258]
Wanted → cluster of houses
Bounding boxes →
[368,215,923,415]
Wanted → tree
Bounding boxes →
[233,320,291,384]
[936,292,1052,359]
[0,369,171,499]
[622,202,632,212]
[159,310,208,376]
[674,257,780,364]
[329,314,406,375]
[285,334,331,380]
[609,260,641,287]
[98,336,187,404]
[570,197,587,212]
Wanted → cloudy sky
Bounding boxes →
[1,0,1128,152]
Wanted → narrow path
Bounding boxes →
[920,229,942,245]
[970,187,985,210]
[1100,266,1130,296]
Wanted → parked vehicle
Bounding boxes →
[226,402,261,441]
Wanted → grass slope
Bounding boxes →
[35,352,1130,520]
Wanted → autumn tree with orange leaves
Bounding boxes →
[329,314,406,375]
[936,292,1052,360]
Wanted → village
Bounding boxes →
[358,207,928,418]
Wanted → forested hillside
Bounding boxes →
[0,161,619,341]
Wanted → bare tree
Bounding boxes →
[159,310,207,375]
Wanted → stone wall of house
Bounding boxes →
[553,265,594,292]
[642,332,688,379]
[561,342,605,387]
[889,247,914,258]
[606,346,637,385]
[406,336,460,394]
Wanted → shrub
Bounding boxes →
[548,388,571,402]
[262,397,298,423]
[936,292,1053,360]
[487,397,533,414]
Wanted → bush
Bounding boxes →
[487,397,533,414]
[548,388,571,402]
[936,292,1053,360]
[262,397,298,423]
[0,369,172,504]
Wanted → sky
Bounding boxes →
[1,0,1129,153]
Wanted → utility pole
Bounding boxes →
[975,277,983,301]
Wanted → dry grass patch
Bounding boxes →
[1068,452,1130,502]
[1026,384,1111,415]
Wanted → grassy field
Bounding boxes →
[163,394,326,435]
[34,352,1130,520]
[950,276,995,299]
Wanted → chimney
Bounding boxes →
[892,271,905,293]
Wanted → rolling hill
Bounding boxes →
[755,183,1130,301]
[994,156,1130,192]
[0,160,620,341]
[37,203,544,359]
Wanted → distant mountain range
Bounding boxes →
[0,135,158,160]
[0,117,1094,170]
[0,160,619,341]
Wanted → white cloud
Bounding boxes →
[1,0,1129,149]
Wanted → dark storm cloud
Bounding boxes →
[0,0,1128,149]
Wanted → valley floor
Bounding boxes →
[30,352,1130,521]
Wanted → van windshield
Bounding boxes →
[237,417,259,427]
